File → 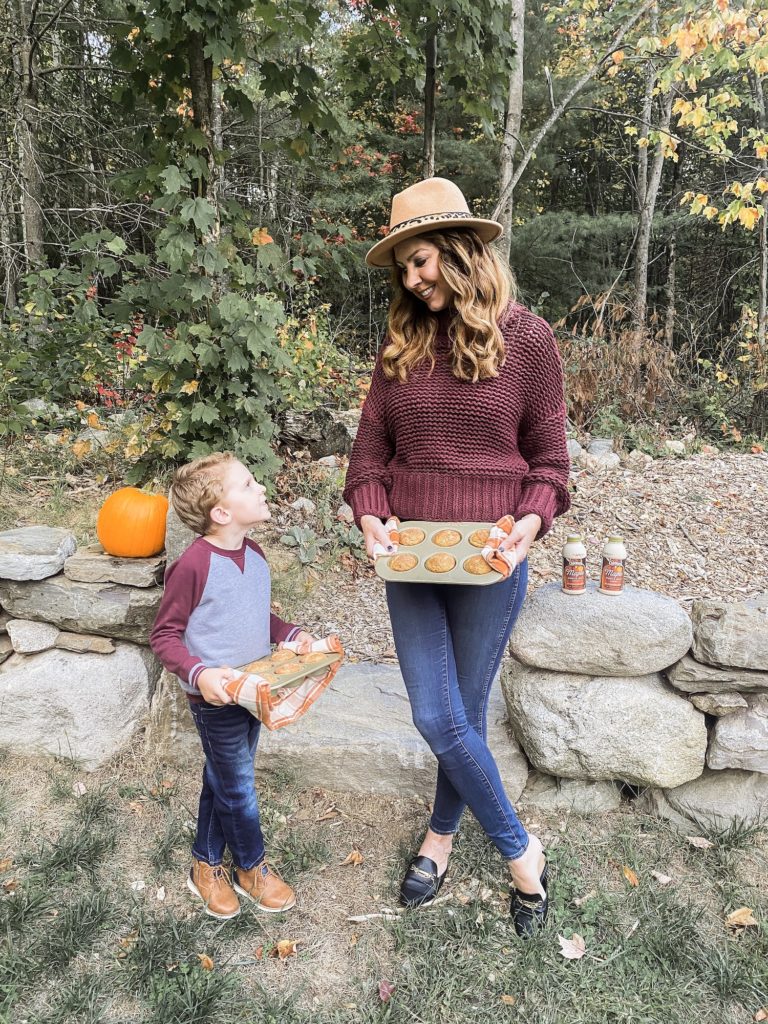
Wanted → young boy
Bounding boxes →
[150,451,315,919]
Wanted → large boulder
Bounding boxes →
[520,772,621,815]
[0,526,76,581]
[0,644,161,769]
[257,664,529,801]
[509,583,692,677]
[64,544,165,588]
[0,576,162,644]
[501,657,707,788]
[666,653,768,694]
[707,695,768,774]
[691,597,768,671]
[639,768,768,829]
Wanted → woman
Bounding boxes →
[342,177,571,937]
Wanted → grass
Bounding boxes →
[0,755,766,1024]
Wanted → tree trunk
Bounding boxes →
[497,0,525,256]
[492,0,656,221]
[632,88,672,332]
[749,72,768,435]
[423,23,437,178]
[663,235,676,349]
[13,0,45,268]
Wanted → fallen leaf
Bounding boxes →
[2,879,19,893]
[253,945,264,960]
[574,890,597,907]
[270,939,299,960]
[0,858,13,873]
[130,880,146,892]
[128,800,145,815]
[726,907,758,930]
[87,412,101,429]
[118,930,139,951]
[316,803,341,822]
[156,886,166,901]
[341,849,364,867]
[622,865,639,887]
[378,979,396,1002]
[686,835,714,850]
[197,953,214,971]
[753,1007,768,1021]
[651,870,673,885]
[72,781,87,798]
[752,444,765,454]
[558,933,587,960]
[501,994,517,1006]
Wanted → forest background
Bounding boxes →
[1,0,768,485]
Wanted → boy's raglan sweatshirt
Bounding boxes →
[150,536,301,698]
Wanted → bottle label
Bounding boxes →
[600,556,624,593]
[562,557,586,593]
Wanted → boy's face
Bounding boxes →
[211,460,270,529]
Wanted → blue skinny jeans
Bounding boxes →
[385,560,529,860]
[188,700,265,870]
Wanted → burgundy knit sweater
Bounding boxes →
[342,301,571,538]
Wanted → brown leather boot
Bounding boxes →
[233,860,296,913]
[187,859,240,919]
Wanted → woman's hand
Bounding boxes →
[498,514,541,564]
[360,514,397,561]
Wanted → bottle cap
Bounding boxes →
[608,535,623,543]
[566,535,582,542]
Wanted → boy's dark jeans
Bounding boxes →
[188,701,265,870]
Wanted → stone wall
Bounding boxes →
[0,526,164,768]
[1,519,766,830]
[502,583,768,827]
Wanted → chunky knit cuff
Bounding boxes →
[516,481,559,539]
[348,481,392,529]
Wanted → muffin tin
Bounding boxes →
[237,649,342,695]
[374,520,505,586]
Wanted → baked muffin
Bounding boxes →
[432,529,462,547]
[468,529,490,548]
[242,658,273,673]
[464,555,492,575]
[425,553,456,573]
[275,662,300,675]
[300,652,330,665]
[388,553,418,572]
[271,649,298,664]
[399,527,426,546]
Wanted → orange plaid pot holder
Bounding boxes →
[224,635,344,731]
[481,515,518,578]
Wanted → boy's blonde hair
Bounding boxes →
[171,451,236,535]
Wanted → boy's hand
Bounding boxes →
[288,630,318,655]
[197,666,235,706]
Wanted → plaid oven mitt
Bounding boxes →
[224,635,344,730]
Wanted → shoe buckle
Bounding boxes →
[410,866,436,882]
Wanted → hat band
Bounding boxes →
[389,210,475,233]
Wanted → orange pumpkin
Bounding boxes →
[97,487,169,558]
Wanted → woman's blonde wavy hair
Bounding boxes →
[382,228,516,383]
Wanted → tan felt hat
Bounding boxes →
[366,177,503,268]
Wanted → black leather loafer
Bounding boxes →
[399,855,447,908]
[510,862,549,939]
